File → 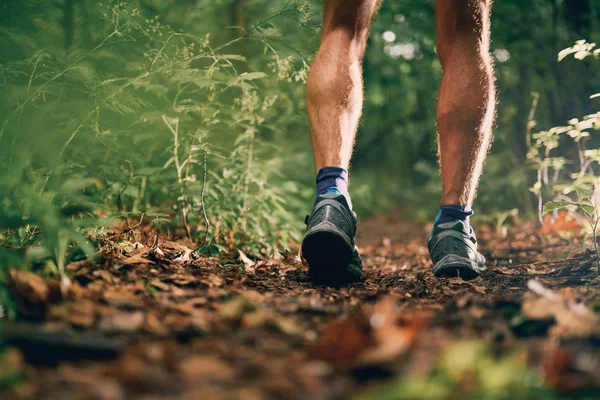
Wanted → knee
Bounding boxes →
[436,0,491,64]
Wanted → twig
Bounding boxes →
[200,147,210,246]
[162,115,193,239]
[92,107,133,211]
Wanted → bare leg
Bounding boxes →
[302,1,378,284]
[435,0,496,206]
[307,0,378,171]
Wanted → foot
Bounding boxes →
[428,221,486,280]
[301,194,362,284]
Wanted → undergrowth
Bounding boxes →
[528,40,600,270]
[0,1,312,285]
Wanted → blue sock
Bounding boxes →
[316,166,352,209]
[434,204,473,227]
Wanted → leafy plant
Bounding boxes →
[528,40,600,272]
[0,0,312,282]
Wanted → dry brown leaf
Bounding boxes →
[309,316,370,367]
[357,296,423,365]
[310,296,424,368]
[207,274,225,287]
[219,296,256,321]
[9,269,50,303]
[472,285,487,295]
[149,279,170,291]
[167,274,197,286]
[174,249,194,262]
[241,309,300,335]
[168,298,208,316]
[143,313,168,336]
[54,365,125,400]
[47,299,97,328]
[98,311,145,333]
[119,251,155,267]
[103,289,144,309]
[66,260,89,271]
[238,249,256,272]
[92,269,115,283]
[523,280,600,339]
[179,356,234,382]
[159,241,192,253]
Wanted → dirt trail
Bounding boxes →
[2,212,600,399]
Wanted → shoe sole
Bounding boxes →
[301,227,357,284]
[432,254,486,281]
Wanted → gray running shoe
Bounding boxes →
[301,194,362,284]
[428,221,486,280]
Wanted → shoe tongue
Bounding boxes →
[318,193,349,207]
[437,220,471,235]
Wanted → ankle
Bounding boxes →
[316,167,352,209]
[434,204,473,227]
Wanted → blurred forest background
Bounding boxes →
[1,0,599,268]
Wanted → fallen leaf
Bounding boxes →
[207,274,225,287]
[70,300,99,328]
[143,313,168,336]
[66,260,89,271]
[539,210,583,235]
[472,285,487,295]
[309,316,370,367]
[522,280,600,339]
[149,279,170,291]
[9,269,50,303]
[179,355,234,382]
[309,296,424,368]
[357,296,424,365]
[92,270,115,283]
[119,252,155,267]
[166,274,197,286]
[238,249,256,272]
[219,296,256,321]
[542,346,600,392]
[98,311,145,333]
[57,365,125,400]
[159,241,192,253]
[241,309,300,335]
[174,249,194,262]
[168,298,208,316]
[103,289,144,309]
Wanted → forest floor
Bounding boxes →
[2,211,600,399]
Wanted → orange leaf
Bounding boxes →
[539,210,582,235]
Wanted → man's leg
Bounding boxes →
[306,0,378,207]
[436,0,495,207]
[302,0,378,283]
[428,0,495,279]
[308,0,378,170]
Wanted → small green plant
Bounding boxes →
[528,40,600,272]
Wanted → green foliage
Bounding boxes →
[0,0,312,276]
[530,40,600,223]
[528,39,600,271]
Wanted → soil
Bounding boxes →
[2,211,599,399]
